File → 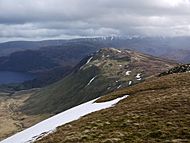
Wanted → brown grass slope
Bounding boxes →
[36,72,190,143]
[0,89,50,141]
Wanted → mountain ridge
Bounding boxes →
[20,48,176,115]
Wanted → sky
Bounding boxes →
[0,0,190,42]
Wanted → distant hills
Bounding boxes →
[0,36,190,89]
[1,36,190,63]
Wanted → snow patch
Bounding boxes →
[128,81,132,86]
[126,71,131,76]
[86,57,93,64]
[117,85,122,89]
[87,76,96,86]
[107,87,111,90]
[110,48,121,53]
[1,95,129,143]
[136,73,142,80]
[136,73,141,78]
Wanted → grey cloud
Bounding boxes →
[0,0,190,42]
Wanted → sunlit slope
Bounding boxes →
[36,71,190,143]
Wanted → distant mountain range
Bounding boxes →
[1,36,190,62]
[0,36,189,90]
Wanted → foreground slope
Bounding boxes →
[36,71,190,143]
[0,89,49,141]
[1,96,128,143]
[21,48,175,115]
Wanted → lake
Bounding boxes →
[0,71,35,84]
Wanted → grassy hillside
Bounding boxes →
[36,71,190,143]
[21,48,176,115]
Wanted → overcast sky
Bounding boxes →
[0,0,190,42]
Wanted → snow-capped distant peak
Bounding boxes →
[1,95,129,143]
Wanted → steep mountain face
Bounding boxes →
[35,71,190,143]
[0,43,101,89]
[21,48,176,115]
[0,43,101,73]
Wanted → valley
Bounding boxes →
[0,89,51,141]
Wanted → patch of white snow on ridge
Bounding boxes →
[126,71,131,76]
[128,81,132,86]
[136,73,142,80]
[86,57,93,64]
[110,48,121,53]
[87,76,96,86]
[117,85,122,89]
[1,95,129,143]
[136,73,141,78]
